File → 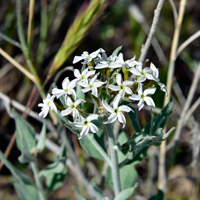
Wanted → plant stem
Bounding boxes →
[105,124,121,196]
[138,0,166,63]
[159,0,187,191]
[31,162,46,200]
[87,134,112,167]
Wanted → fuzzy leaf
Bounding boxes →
[112,46,122,56]
[80,129,106,160]
[13,109,36,163]
[114,183,138,200]
[0,151,34,185]
[12,178,39,200]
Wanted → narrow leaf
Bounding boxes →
[127,105,141,132]
[112,46,122,56]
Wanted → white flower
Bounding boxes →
[129,83,156,110]
[95,53,121,69]
[38,94,57,118]
[103,96,132,128]
[150,63,168,96]
[52,77,76,100]
[116,53,139,69]
[74,68,96,84]
[129,63,155,82]
[61,97,85,120]
[108,73,134,98]
[73,48,105,64]
[73,114,99,139]
[78,72,106,97]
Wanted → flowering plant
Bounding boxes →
[36,46,174,199]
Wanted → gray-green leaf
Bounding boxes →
[114,183,138,200]
[13,109,36,163]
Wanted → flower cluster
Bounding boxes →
[38,47,167,139]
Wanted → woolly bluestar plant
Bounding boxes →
[38,46,172,198]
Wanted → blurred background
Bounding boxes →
[0,0,200,199]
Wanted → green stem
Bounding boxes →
[0,32,22,49]
[87,134,112,167]
[31,162,46,200]
[16,0,46,98]
[105,124,121,196]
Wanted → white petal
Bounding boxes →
[78,82,89,88]
[74,69,81,78]
[104,113,118,124]
[89,123,98,134]
[74,99,85,106]
[137,75,146,82]
[113,94,121,108]
[94,81,106,88]
[69,89,77,100]
[137,82,143,95]
[66,97,73,106]
[86,70,96,78]
[90,72,99,84]
[119,105,132,113]
[38,103,44,107]
[150,62,159,78]
[87,114,99,121]
[81,88,91,93]
[52,88,64,95]
[108,85,120,91]
[39,107,49,118]
[125,87,133,95]
[90,49,101,58]
[79,126,89,139]
[145,73,155,80]
[118,53,124,63]
[117,112,126,129]
[49,102,57,113]
[95,63,108,69]
[159,82,168,96]
[144,97,155,107]
[138,99,144,111]
[82,56,92,64]
[109,62,122,68]
[144,88,156,96]
[73,56,84,64]
[116,74,122,86]
[62,77,70,89]
[123,80,134,86]
[61,107,72,116]
[102,102,114,113]
[129,67,141,76]
[129,94,141,101]
[91,87,98,97]
[73,122,84,127]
